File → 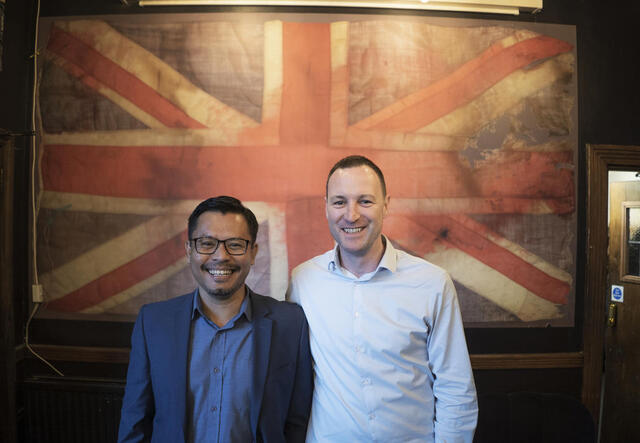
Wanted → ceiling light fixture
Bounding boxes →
[137,0,542,16]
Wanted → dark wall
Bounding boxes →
[1,0,34,347]
[578,1,640,145]
[1,2,37,442]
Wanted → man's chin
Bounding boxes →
[203,285,243,301]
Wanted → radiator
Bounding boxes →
[21,378,124,443]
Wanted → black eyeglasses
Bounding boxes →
[190,237,251,256]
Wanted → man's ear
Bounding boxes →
[324,196,329,220]
[383,195,391,217]
[185,241,191,263]
[250,242,259,266]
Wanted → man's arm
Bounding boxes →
[428,275,478,443]
[117,306,155,443]
[284,308,314,443]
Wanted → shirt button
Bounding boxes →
[354,345,361,353]
[361,378,371,386]
[211,406,217,412]
[354,311,360,318]
[368,413,375,420]
[213,367,220,374]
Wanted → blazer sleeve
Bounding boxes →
[284,311,314,443]
[118,306,155,443]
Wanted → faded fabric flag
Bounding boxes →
[36,15,576,325]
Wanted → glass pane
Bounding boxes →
[627,207,640,276]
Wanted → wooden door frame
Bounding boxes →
[1,136,17,443]
[583,144,640,423]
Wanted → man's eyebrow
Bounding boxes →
[328,194,377,200]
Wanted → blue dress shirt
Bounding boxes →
[289,237,478,443]
[187,291,254,443]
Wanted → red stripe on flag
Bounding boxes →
[473,151,574,199]
[547,196,575,214]
[286,198,334,272]
[41,145,574,202]
[424,215,569,304]
[390,197,575,216]
[47,26,207,129]
[281,23,331,145]
[387,214,569,304]
[47,231,187,312]
[371,35,573,131]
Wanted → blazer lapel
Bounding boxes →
[249,290,273,436]
[171,290,195,441]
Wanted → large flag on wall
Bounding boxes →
[36,15,576,325]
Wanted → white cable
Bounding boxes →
[31,0,40,285]
[25,303,64,377]
[26,0,64,377]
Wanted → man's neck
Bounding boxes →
[199,286,247,327]
[338,236,386,278]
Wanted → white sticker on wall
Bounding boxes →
[611,285,624,303]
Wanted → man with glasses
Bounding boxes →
[118,196,313,443]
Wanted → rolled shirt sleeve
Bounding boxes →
[428,275,478,442]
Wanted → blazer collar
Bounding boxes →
[173,289,197,441]
[248,287,273,435]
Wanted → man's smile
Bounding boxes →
[206,269,233,276]
[342,227,365,234]
[202,264,238,281]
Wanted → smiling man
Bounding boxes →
[118,196,313,443]
[289,156,478,442]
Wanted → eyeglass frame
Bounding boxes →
[189,236,252,256]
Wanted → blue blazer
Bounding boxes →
[117,287,313,443]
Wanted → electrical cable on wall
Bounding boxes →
[25,0,64,377]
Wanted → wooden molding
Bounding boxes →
[471,352,583,370]
[19,344,583,370]
[19,344,131,364]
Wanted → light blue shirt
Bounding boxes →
[186,290,254,443]
[289,237,477,443]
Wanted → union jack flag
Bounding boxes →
[36,16,576,325]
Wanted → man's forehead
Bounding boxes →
[327,166,384,193]
[193,211,249,234]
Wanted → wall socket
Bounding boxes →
[32,284,44,303]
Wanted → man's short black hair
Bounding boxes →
[326,155,387,197]
[187,196,259,243]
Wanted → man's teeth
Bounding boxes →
[208,269,233,276]
[343,227,364,233]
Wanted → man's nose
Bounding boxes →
[212,242,232,259]
[345,203,359,222]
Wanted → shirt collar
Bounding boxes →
[327,235,397,277]
[191,287,253,322]
[377,236,398,273]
